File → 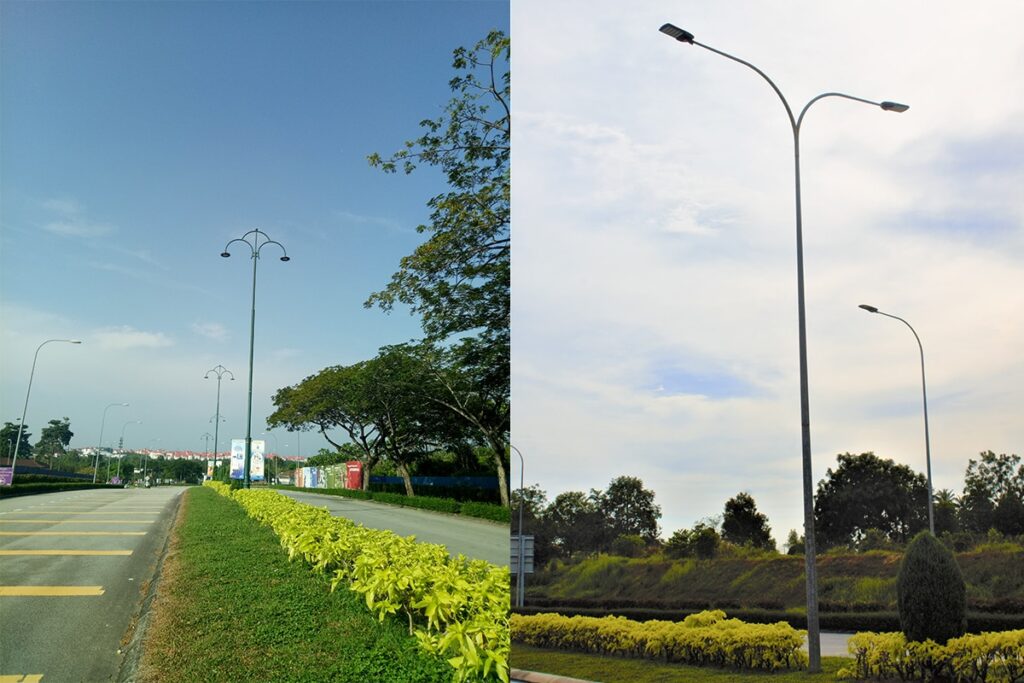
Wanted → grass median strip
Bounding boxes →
[138,486,451,682]
[512,645,850,683]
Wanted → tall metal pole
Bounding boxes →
[510,445,526,609]
[221,230,289,490]
[11,339,82,483]
[858,305,934,533]
[659,24,907,672]
[95,402,128,483]
[205,365,233,480]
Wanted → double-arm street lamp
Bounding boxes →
[204,365,234,475]
[221,229,289,488]
[659,23,907,671]
[11,339,82,482]
[859,304,934,533]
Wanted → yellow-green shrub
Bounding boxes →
[201,482,509,682]
[837,629,1024,681]
[510,610,807,672]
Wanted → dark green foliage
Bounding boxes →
[595,476,662,542]
[611,534,646,558]
[960,451,1023,533]
[460,501,511,523]
[0,421,32,460]
[34,417,73,461]
[897,531,967,643]
[721,492,775,550]
[692,525,721,559]
[814,452,929,549]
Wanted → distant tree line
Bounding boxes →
[516,450,1023,566]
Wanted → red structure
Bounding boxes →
[345,461,362,490]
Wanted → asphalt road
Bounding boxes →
[277,489,509,567]
[0,487,183,683]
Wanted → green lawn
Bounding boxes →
[139,486,451,682]
[512,644,851,682]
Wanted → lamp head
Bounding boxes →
[880,101,909,113]
[70,340,83,344]
[859,304,879,313]
[280,255,290,262]
[220,252,231,258]
[659,23,694,43]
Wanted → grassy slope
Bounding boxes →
[139,487,451,682]
[534,548,1024,608]
[512,645,849,683]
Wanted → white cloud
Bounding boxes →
[512,0,1024,541]
[40,197,115,238]
[191,322,228,342]
[93,326,174,350]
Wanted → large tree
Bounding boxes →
[594,476,662,543]
[545,491,607,557]
[814,452,929,549]
[268,363,384,490]
[367,30,509,346]
[721,492,775,550]
[35,417,74,465]
[0,422,32,462]
[401,340,510,506]
[959,451,1024,534]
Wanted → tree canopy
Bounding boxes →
[721,492,775,550]
[814,452,929,549]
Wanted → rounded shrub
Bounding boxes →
[897,530,966,643]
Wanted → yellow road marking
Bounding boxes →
[0,520,154,524]
[19,511,162,514]
[0,550,132,556]
[0,586,104,596]
[0,675,45,682]
[0,531,146,536]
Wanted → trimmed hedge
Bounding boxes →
[838,630,1024,681]
[513,605,1024,634]
[512,610,808,672]
[272,485,510,523]
[0,482,124,498]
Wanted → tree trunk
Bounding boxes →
[488,436,510,507]
[397,461,415,497]
[362,454,379,492]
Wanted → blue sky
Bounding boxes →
[1,1,509,457]
[512,1,1023,543]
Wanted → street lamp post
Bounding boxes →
[95,402,129,483]
[858,304,934,533]
[659,23,907,672]
[510,445,526,609]
[11,339,82,483]
[204,365,234,477]
[114,420,141,479]
[221,229,289,489]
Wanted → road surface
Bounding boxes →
[0,487,183,683]
[277,489,508,567]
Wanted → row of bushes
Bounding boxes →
[511,610,807,672]
[0,482,124,498]
[205,482,509,682]
[272,485,510,523]
[838,630,1024,682]
[512,605,1024,634]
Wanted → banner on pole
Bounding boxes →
[206,460,215,478]
[229,439,245,479]
[251,440,265,481]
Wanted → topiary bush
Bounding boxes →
[897,530,966,643]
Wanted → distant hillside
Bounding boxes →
[529,546,1024,612]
